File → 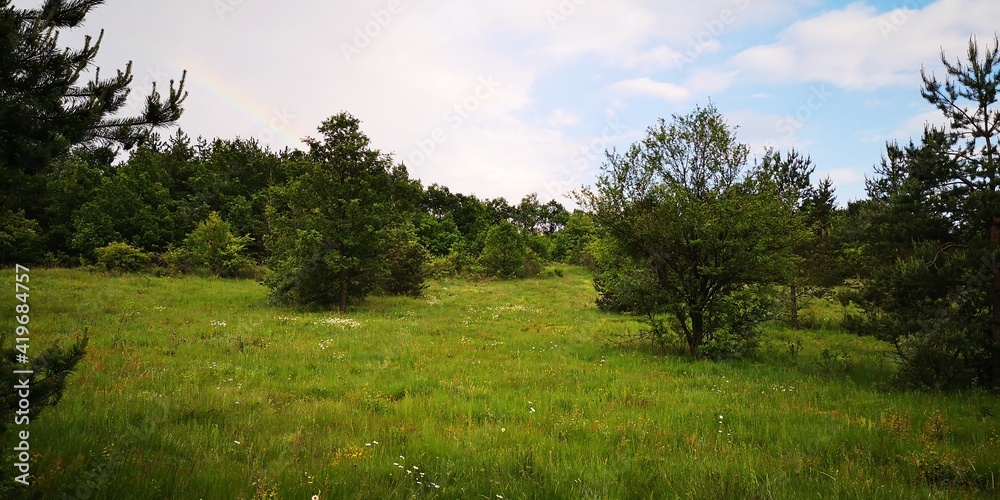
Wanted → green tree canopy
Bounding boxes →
[579,103,797,358]
[845,36,1000,389]
[265,112,422,312]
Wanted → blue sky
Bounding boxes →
[27,0,1000,205]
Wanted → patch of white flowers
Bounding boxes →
[316,317,362,329]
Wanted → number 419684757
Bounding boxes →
[14,264,30,359]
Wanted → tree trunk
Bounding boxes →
[790,283,799,330]
[689,311,704,359]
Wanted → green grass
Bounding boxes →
[2,266,998,498]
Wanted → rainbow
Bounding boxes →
[172,56,306,149]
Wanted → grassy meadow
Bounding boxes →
[2,266,999,498]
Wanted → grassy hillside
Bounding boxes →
[2,267,998,498]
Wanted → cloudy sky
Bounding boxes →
[27,0,1000,205]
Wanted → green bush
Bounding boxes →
[384,226,431,296]
[158,246,194,275]
[521,248,543,278]
[480,222,528,279]
[184,212,254,278]
[0,210,42,264]
[96,242,151,273]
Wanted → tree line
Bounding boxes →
[1,0,997,445]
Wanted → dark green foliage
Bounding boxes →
[0,0,185,264]
[0,210,41,263]
[757,148,844,328]
[72,145,178,256]
[578,103,796,359]
[264,112,421,312]
[552,211,596,264]
[384,224,431,296]
[415,213,461,257]
[0,334,88,435]
[843,37,1000,389]
[96,241,151,273]
[480,221,528,279]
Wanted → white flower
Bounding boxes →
[234,440,241,444]
[316,317,362,329]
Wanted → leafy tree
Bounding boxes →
[415,212,461,257]
[184,212,253,278]
[552,210,596,264]
[419,184,491,254]
[845,36,1000,389]
[578,103,796,358]
[71,145,177,256]
[384,222,431,296]
[0,0,186,263]
[486,197,516,226]
[265,113,420,311]
[479,221,528,279]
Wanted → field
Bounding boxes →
[2,267,998,498]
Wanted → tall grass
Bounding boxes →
[1,267,997,498]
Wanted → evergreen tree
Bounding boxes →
[757,149,842,328]
[0,0,184,441]
[265,113,421,312]
[846,36,1000,389]
[0,0,186,263]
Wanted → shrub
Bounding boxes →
[184,212,254,278]
[384,226,431,296]
[479,222,527,279]
[96,242,151,273]
[159,246,194,275]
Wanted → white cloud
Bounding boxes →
[547,108,582,128]
[609,77,692,102]
[729,0,1000,90]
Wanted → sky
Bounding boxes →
[21,0,1000,206]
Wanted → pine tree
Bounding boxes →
[846,36,1000,389]
[0,0,186,440]
[265,113,422,312]
[0,0,186,262]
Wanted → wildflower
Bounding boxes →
[316,317,362,329]
[234,440,241,444]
